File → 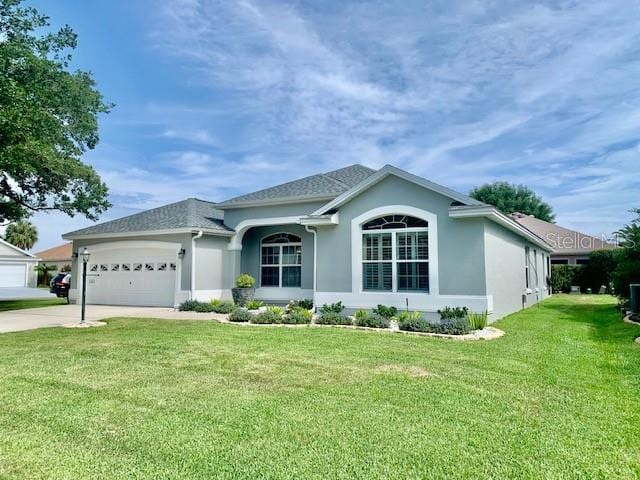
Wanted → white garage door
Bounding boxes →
[0,264,26,287]
[85,246,177,307]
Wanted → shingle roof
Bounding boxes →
[510,213,617,254]
[63,198,231,238]
[216,164,377,207]
[34,242,72,261]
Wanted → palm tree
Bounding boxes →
[4,221,38,250]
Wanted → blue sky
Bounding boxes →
[28,0,640,250]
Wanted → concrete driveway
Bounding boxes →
[0,304,226,333]
[0,287,56,300]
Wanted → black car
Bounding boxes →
[49,273,71,301]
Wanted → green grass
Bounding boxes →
[0,295,638,479]
[0,297,67,312]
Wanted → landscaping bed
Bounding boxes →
[178,299,501,340]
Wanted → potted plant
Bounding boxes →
[232,273,256,306]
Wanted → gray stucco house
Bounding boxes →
[63,164,553,320]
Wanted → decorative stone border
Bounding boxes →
[216,315,504,341]
[62,321,107,329]
[622,314,640,346]
[624,313,640,326]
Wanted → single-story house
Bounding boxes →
[0,238,39,287]
[510,213,617,265]
[63,164,553,320]
[34,242,73,271]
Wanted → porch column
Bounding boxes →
[227,245,242,288]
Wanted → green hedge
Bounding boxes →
[551,265,583,293]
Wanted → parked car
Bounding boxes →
[50,272,71,302]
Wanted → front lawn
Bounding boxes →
[0,297,67,312]
[0,295,638,479]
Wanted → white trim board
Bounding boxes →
[63,228,233,241]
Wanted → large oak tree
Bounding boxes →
[0,0,111,224]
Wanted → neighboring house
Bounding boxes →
[34,242,73,271]
[510,213,617,265]
[0,238,39,288]
[63,164,553,320]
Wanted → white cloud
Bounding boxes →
[161,129,218,146]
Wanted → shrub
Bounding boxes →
[287,299,313,311]
[252,310,281,324]
[235,273,255,288]
[320,301,344,315]
[551,265,583,293]
[373,304,397,319]
[430,317,471,335]
[398,312,431,333]
[354,309,368,322]
[179,300,200,311]
[266,306,284,317]
[468,311,488,330]
[437,306,469,320]
[582,250,619,293]
[282,309,312,324]
[179,300,217,312]
[316,311,352,325]
[245,300,264,310]
[613,257,640,299]
[195,302,217,313]
[228,309,253,323]
[354,313,389,329]
[211,300,236,314]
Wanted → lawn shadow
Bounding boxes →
[540,296,638,347]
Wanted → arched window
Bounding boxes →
[361,215,429,292]
[261,233,302,287]
[362,215,428,230]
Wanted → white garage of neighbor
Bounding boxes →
[0,238,39,288]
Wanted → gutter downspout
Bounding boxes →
[191,230,204,300]
[304,225,317,308]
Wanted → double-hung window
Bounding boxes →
[261,233,302,287]
[361,215,429,292]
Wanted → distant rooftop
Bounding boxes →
[216,164,377,207]
[511,213,616,255]
[64,198,231,238]
[35,242,72,261]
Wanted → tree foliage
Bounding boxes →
[550,265,582,294]
[612,208,640,299]
[0,0,111,224]
[469,182,555,222]
[4,219,37,249]
[35,262,56,285]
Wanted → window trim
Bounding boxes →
[351,206,439,297]
[260,233,302,288]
